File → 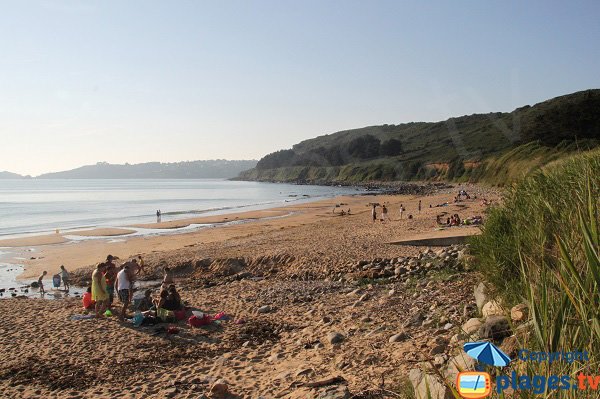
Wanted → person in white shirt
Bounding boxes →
[115,265,131,321]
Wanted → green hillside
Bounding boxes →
[238,89,600,185]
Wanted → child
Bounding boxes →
[83,286,95,310]
[38,271,47,295]
[60,265,70,291]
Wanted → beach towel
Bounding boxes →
[52,274,61,288]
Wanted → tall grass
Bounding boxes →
[470,150,600,398]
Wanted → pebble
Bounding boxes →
[327,332,345,344]
[389,332,408,343]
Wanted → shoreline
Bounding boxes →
[0,183,497,282]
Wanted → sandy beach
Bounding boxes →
[0,184,498,398]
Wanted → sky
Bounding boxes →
[1,1,599,176]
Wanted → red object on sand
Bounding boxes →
[188,314,211,327]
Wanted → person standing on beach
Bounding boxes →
[115,265,131,321]
[372,205,377,222]
[59,265,70,291]
[92,263,108,318]
[38,271,47,295]
[382,205,389,222]
[418,200,422,214]
[399,204,404,219]
[103,255,118,308]
[156,210,161,223]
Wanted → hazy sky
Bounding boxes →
[1,1,599,176]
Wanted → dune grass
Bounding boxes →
[470,150,600,398]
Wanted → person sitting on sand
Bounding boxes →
[135,289,153,311]
[59,265,70,291]
[83,286,95,310]
[38,271,47,295]
[163,285,183,311]
[153,289,168,311]
[115,264,131,321]
[92,263,109,318]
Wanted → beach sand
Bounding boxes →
[0,184,499,398]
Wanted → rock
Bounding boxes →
[360,316,372,323]
[500,335,519,358]
[409,369,452,399]
[404,312,425,328]
[295,367,313,377]
[327,332,345,344]
[209,379,229,397]
[443,323,453,330]
[510,303,529,322]
[433,355,447,367]
[316,384,352,399]
[358,293,369,302]
[388,289,395,296]
[257,305,272,314]
[421,319,435,328]
[30,282,39,288]
[162,387,178,398]
[482,301,504,317]
[446,354,476,382]
[429,344,446,356]
[389,332,408,343]
[474,282,488,310]
[479,316,511,341]
[462,318,483,334]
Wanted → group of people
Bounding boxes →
[371,200,421,222]
[436,213,483,227]
[85,255,183,323]
[37,265,70,295]
[88,254,145,320]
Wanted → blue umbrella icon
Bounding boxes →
[463,341,511,367]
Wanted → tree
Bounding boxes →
[346,135,381,159]
[380,138,403,156]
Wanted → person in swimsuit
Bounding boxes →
[91,263,109,318]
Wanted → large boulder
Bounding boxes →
[510,303,529,322]
[479,316,511,341]
[409,369,452,399]
[474,283,488,311]
[461,318,483,335]
[482,301,504,317]
[446,353,477,382]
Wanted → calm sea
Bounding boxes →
[0,179,360,239]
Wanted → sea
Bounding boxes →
[0,179,361,297]
[0,179,361,239]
